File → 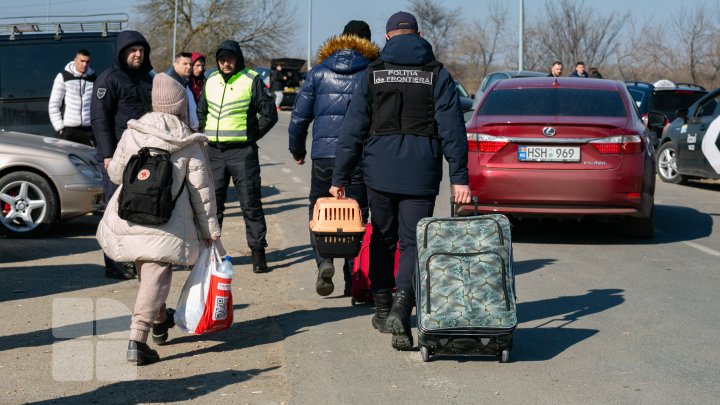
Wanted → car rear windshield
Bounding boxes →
[649,91,706,115]
[478,88,627,117]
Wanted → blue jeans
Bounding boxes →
[308,159,368,281]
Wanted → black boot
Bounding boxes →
[126,340,160,365]
[151,308,176,345]
[315,258,334,296]
[251,248,268,273]
[386,289,415,350]
[371,290,393,334]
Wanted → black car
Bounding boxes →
[0,16,124,136]
[656,86,720,184]
[625,80,707,146]
[270,58,306,109]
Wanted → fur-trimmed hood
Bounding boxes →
[316,35,380,74]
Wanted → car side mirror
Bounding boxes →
[646,112,667,129]
[676,108,688,123]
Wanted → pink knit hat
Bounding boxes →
[152,73,187,118]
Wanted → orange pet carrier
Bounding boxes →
[310,197,366,258]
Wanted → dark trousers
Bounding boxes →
[367,187,435,293]
[60,126,95,147]
[308,158,368,281]
[207,142,267,250]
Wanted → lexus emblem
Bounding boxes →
[543,127,556,137]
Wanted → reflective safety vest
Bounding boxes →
[204,68,257,142]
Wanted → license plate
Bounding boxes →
[518,146,580,162]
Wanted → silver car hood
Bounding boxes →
[0,131,98,164]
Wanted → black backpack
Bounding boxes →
[118,147,186,225]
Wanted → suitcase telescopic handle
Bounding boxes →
[450,195,478,217]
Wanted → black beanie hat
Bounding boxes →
[342,20,371,40]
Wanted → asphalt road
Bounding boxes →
[1,112,719,404]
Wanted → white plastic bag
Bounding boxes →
[174,243,234,334]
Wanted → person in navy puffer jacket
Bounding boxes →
[288,20,379,298]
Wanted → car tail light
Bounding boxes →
[590,135,644,154]
[467,133,509,153]
[641,113,649,126]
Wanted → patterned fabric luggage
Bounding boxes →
[350,223,400,305]
[415,211,516,362]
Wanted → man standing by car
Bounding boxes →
[270,64,286,111]
[548,61,564,77]
[288,20,379,298]
[198,40,278,273]
[569,61,589,77]
[166,51,199,130]
[48,49,96,146]
[329,11,471,351]
[91,30,153,280]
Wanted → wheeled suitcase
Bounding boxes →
[350,223,400,305]
[415,202,516,362]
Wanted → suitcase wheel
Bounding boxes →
[498,348,510,363]
[420,346,432,362]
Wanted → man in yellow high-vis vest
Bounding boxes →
[198,39,278,273]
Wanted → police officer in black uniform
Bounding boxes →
[330,11,472,351]
[92,30,153,279]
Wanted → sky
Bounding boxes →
[3,0,693,65]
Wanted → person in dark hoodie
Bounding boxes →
[329,12,472,351]
[197,40,278,273]
[91,30,153,280]
[288,20,379,298]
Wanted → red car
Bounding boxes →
[462,77,656,238]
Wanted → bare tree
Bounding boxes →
[669,5,714,85]
[532,0,628,68]
[452,1,510,86]
[407,0,461,62]
[133,0,295,71]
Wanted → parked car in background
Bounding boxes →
[0,16,124,136]
[625,80,707,147]
[455,81,474,122]
[253,67,271,87]
[463,77,656,238]
[472,70,547,110]
[271,58,306,109]
[656,86,720,184]
[0,130,104,237]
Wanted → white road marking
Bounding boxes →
[281,168,292,174]
[656,229,720,257]
[683,241,720,257]
[291,177,302,183]
[260,154,271,161]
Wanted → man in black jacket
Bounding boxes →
[91,30,153,279]
[330,12,471,351]
[197,40,278,273]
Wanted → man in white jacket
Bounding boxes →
[48,49,96,146]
